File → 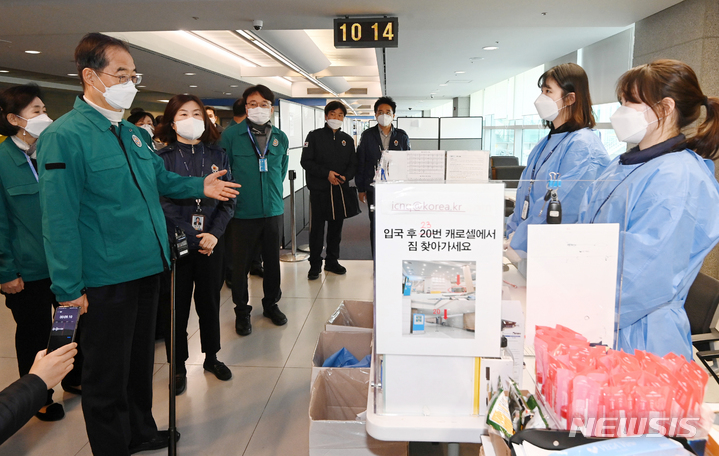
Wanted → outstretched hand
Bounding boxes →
[204,170,241,201]
[29,343,78,390]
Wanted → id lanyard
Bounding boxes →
[589,164,646,224]
[24,153,38,182]
[178,144,207,230]
[521,132,571,220]
[247,124,271,172]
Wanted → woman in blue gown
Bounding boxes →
[506,63,609,255]
[578,59,719,358]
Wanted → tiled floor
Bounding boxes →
[0,260,480,456]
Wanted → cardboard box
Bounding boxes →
[326,300,374,333]
[309,369,408,456]
[312,331,373,386]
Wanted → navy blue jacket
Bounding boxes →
[158,142,235,250]
[355,125,410,192]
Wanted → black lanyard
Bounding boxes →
[528,132,572,192]
[589,164,646,223]
[177,143,205,177]
[247,124,271,159]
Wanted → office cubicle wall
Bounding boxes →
[397,117,440,149]
[278,99,324,247]
[439,117,483,150]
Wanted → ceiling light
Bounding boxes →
[483,46,499,51]
[439,84,447,87]
[137,85,146,88]
[67,73,78,76]
[158,99,170,103]
[0,70,8,73]
[189,85,198,88]
[230,84,239,88]
[184,72,196,76]
[455,71,466,74]
[181,31,257,68]
[25,50,41,54]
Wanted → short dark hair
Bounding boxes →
[205,106,216,115]
[127,111,154,126]
[538,63,595,130]
[242,85,274,105]
[232,97,246,117]
[0,84,43,137]
[374,97,396,114]
[155,94,219,145]
[75,33,131,88]
[130,107,144,115]
[324,100,347,116]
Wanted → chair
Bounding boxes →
[489,155,525,189]
[685,272,719,384]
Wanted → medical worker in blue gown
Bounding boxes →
[506,63,610,255]
[578,59,719,359]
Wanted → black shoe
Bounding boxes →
[35,402,64,422]
[61,379,82,395]
[235,312,252,336]
[173,374,187,395]
[324,262,347,275]
[203,359,232,381]
[129,430,180,454]
[249,265,264,277]
[263,305,288,326]
[308,267,321,280]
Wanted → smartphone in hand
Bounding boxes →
[47,306,80,353]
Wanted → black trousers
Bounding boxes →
[162,240,224,371]
[81,274,160,456]
[309,190,344,268]
[223,222,263,284]
[230,216,282,315]
[367,186,376,259]
[4,278,83,387]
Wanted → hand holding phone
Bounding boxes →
[47,306,80,353]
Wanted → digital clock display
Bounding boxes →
[334,17,399,48]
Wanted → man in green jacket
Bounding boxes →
[220,85,289,336]
[36,33,239,456]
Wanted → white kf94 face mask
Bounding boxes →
[92,72,138,110]
[327,119,343,130]
[610,105,659,144]
[174,117,206,141]
[377,113,393,127]
[247,107,272,125]
[17,113,53,138]
[534,93,566,122]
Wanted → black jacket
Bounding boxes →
[301,124,357,192]
[0,374,46,444]
[158,141,235,250]
[355,125,410,192]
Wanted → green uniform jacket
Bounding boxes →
[220,120,289,219]
[0,139,48,283]
[36,97,205,302]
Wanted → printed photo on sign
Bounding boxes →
[402,260,476,339]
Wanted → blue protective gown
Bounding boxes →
[577,137,719,358]
[506,128,609,255]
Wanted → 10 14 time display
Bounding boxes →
[334,17,399,48]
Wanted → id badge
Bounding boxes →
[521,196,530,220]
[259,158,268,172]
[191,213,206,232]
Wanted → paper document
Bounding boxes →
[387,150,445,181]
[446,150,489,181]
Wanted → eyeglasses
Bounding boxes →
[96,71,142,85]
[246,101,272,109]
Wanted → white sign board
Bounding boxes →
[375,182,504,357]
[387,150,446,181]
[526,223,619,347]
[446,150,490,182]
